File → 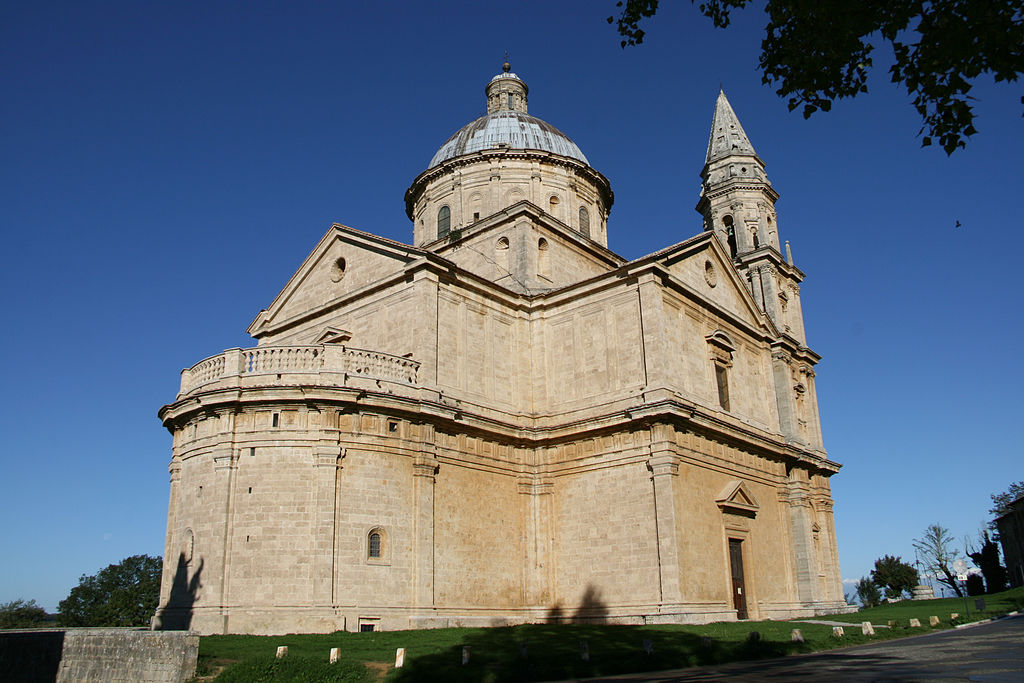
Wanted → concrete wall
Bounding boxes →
[0,629,197,683]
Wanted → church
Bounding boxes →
[154,63,849,635]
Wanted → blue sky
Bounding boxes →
[2,1,1020,611]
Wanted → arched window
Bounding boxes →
[495,236,510,273]
[579,207,590,238]
[706,331,735,412]
[368,532,382,558]
[751,228,759,249]
[548,195,560,219]
[437,205,451,238]
[537,238,550,278]
[723,215,737,258]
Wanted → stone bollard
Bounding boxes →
[791,629,804,643]
[888,620,896,629]
[832,626,844,638]
[642,639,653,654]
[329,647,340,664]
[461,646,471,665]
[700,636,713,649]
[861,622,875,636]
[929,616,940,627]
[909,618,921,628]
[395,648,405,668]
[275,646,288,659]
[579,640,590,662]
[950,612,959,622]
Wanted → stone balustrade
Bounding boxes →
[179,345,419,396]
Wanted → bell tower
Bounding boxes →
[696,90,807,345]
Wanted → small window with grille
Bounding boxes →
[366,527,388,564]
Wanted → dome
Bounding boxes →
[428,110,589,168]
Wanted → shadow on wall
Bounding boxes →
[546,584,609,625]
[0,630,64,683]
[573,584,609,623]
[157,553,203,630]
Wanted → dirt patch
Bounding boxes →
[364,660,393,682]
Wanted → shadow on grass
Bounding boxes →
[390,624,798,682]
[391,585,796,682]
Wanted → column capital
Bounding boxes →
[212,448,236,471]
[647,454,679,477]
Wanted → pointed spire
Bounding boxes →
[705,90,757,164]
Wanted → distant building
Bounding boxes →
[996,496,1024,588]
[154,64,850,635]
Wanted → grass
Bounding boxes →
[196,586,1024,682]
[827,585,1024,625]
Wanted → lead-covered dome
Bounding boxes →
[427,64,588,168]
[429,111,588,168]
[406,63,613,250]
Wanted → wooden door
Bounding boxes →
[729,538,748,620]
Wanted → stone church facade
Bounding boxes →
[155,65,849,635]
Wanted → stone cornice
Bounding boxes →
[405,148,614,221]
[159,381,840,475]
[735,249,806,281]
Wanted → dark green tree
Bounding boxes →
[0,599,49,628]
[608,0,1024,153]
[968,530,1008,593]
[57,555,162,627]
[989,481,1024,520]
[855,575,882,607]
[870,554,920,599]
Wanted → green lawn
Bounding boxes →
[827,585,1024,625]
[196,586,1024,682]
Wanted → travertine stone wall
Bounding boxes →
[0,629,198,683]
[159,223,848,634]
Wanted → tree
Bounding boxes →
[968,530,1008,593]
[870,554,919,599]
[989,480,1024,520]
[855,575,883,607]
[0,599,49,629]
[913,524,963,598]
[57,555,162,627]
[607,1,1024,153]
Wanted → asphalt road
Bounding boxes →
[573,614,1024,682]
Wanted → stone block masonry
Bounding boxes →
[0,628,197,683]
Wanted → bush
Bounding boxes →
[966,574,985,596]
[0,599,49,629]
[855,577,882,608]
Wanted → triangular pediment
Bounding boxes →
[653,232,777,336]
[429,200,625,267]
[247,225,423,338]
[313,327,352,344]
[716,480,760,517]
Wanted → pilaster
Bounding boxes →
[311,407,343,606]
[412,423,439,612]
[212,443,238,627]
[647,423,684,608]
[518,471,554,607]
[784,469,819,604]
